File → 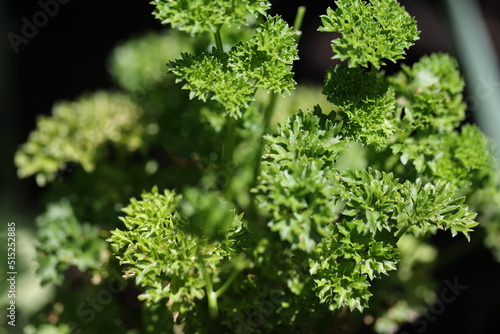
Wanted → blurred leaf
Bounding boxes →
[15,92,144,186]
[35,200,107,286]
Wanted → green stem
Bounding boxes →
[202,267,219,319]
[396,223,412,240]
[293,6,307,42]
[253,92,278,182]
[262,92,278,134]
[213,24,224,52]
[222,117,237,193]
[213,24,237,195]
[248,92,278,219]
[215,270,239,298]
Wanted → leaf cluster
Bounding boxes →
[338,169,478,241]
[107,186,246,320]
[389,53,466,133]
[256,107,345,251]
[306,223,398,312]
[151,0,271,36]
[392,124,494,189]
[323,63,398,147]
[168,16,298,118]
[35,200,108,286]
[386,54,493,190]
[14,92,144,186]
[257,109,479,311]
[318,0,420,69]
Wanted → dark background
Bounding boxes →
[1,1,500,333]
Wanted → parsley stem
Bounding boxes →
[249,92,278,219]
[396,223,412,239]
[222,117,236,194]
[202,267,219,318]
[293,6,306,42]
[263,92,278,134]
[214,24,235,196]
[215,269,240,298]
[214,24,224,51]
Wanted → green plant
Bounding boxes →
[13,0,500,333]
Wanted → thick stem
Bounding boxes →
[213,24,224,52]
[262,92,278,134]
[203,266,242,318]
[293,6,307,42]
[202,267,219,319]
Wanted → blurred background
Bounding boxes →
[1,0,499,333]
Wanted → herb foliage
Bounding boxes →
[15,0,500,333]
